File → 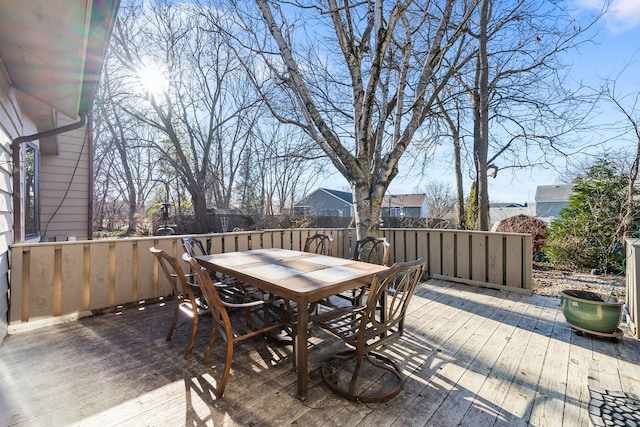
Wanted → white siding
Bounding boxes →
[40,115,90,241]
[0,60,24,340]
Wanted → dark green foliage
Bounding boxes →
[465,181,478,230]
[543,160,636,272]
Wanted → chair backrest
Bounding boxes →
[360,258,426,348]
[303,233,334,256]
[352,236,391,266]
[182,253,230,325]
[182,237,208,257]
[150,247,197,301]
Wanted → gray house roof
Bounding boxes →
[535,184,574,220]
[293,188,353,216]
[535,185,574,202]
[321,188,353,204]
[382,193,426,208]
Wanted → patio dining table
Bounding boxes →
[196,247,389,400]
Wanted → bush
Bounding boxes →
[496,215,547,256]
[542,160,633,272]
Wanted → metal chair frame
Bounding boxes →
[303,233,335,256]
[183,254,290,398]
[149,247,204,359]
[317,258,426,402]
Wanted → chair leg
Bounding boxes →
[185,313,198,359]
[166,298,180,341]
[348,351,365,397]
[203,326,218,364]
[215,337,234,398]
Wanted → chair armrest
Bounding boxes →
[220,299,265,309]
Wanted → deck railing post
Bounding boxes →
[625,238,639,337]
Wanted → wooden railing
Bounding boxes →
[9,228,532,330]
[625,239,640,338]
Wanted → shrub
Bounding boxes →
[496,215,547,256]
[542,160,633,272]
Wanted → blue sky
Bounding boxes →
[481,0,640,204]
[323,0,640,204]
[473,0,640,203]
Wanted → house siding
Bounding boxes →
[536,201,568,219]
[535,185,573,220]
[40,115,90,241]
[0,60,26,340]
[298,189,352,216]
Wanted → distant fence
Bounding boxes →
[9,228,532,330]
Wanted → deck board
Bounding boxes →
[1,279,638,427]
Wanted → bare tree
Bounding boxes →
[108,1,261,232]
[435,93,469,228]
[95,65,137,234]
[258,122,323,214]
[94,48,159,234]
[232,0,478,238]
[462,0,605,229]
[423,181,456,220]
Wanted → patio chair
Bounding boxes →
[182,236,208,258]
[182,237,261,304]
[302,233,335,314]
[352,236,391,266]
[317,257,426,403]
[149,247,205,360]
[331,236,392,307]
[182,253,291,398]
[303,233,334,256]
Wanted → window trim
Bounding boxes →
[24,142,40,240]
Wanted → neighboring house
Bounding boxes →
[0,1,120,340]
[294,188,353,217]
[535,185,574,220]
[382,193,427,218]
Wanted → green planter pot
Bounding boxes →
[560,289,624,334]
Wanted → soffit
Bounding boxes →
[0,1,118,132]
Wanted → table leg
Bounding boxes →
[295,296,309,400]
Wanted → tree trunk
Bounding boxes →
[452,124,465,229]
[190,188,208,233]
[473,0,490,231]
[352,182,385,239]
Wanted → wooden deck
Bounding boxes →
[1,279,638,426]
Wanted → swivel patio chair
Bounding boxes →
[336,236,392,307]
[352,236,391,266]
[150,247,205,359]
[302,233,336,314]
[317,258,426,403]
[182,253,291,398]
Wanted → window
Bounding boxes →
[24,143,40,239]
[390,207,404,218]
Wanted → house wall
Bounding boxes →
[420,197,428,217]
[0,125,10,341]
[39,115,90,241]
[303,192,351,216]
[0,59,36,340]
[536,201,568,219]
[404,207,422,218]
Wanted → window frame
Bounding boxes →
[24,142,40,240]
